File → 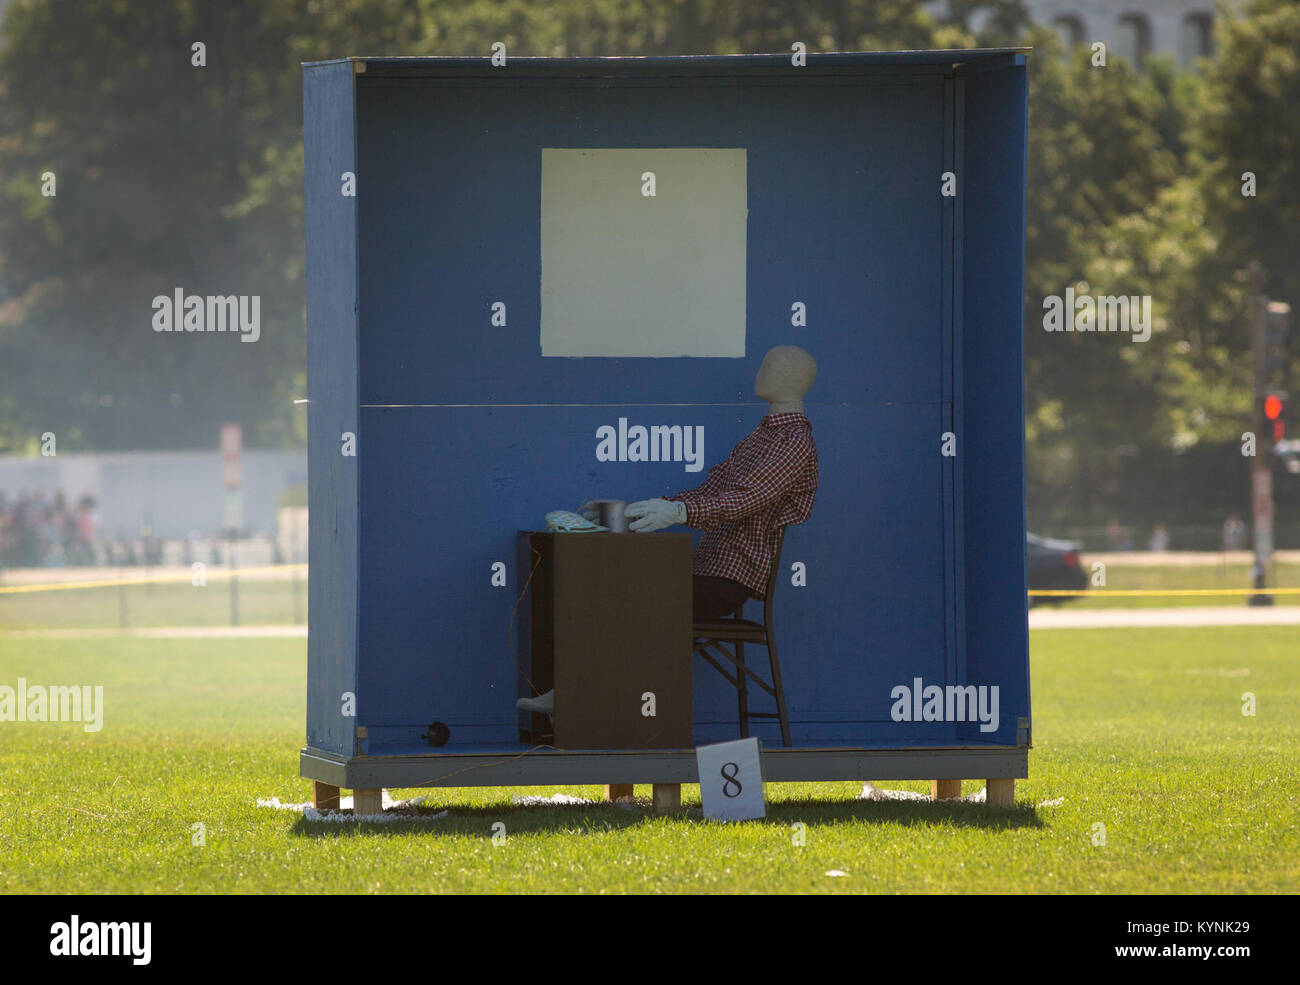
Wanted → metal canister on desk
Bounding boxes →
[595,499,628,533]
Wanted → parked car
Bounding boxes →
[1027,532,1088,606]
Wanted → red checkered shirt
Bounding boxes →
[670,412,818,598]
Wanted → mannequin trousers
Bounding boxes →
[692,575,752,621]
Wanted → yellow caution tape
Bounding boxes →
[2,568,1294,598]
[1030,587,1300,597]
[0,563,307,594]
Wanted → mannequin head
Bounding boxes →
[754,345,817,415]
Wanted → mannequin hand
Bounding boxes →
[626,498,686,533]
[577,500,599,522]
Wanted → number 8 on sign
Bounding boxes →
[696,738,765,821]
[720,762,743,798]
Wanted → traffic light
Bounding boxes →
[1265,391,1286,441]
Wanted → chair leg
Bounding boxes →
[767,638,792,747]
[735,641,749,738]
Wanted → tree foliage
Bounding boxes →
[0,0,1297,542]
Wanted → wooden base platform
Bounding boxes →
[302,745,1028,815]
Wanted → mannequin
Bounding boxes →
[518,345,819,717]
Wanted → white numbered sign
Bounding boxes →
[696,737,765,821]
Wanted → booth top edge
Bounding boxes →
[302,48,1030,73]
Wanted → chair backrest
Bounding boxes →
[761,526,786,629]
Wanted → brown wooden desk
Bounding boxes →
[518,531,693,752]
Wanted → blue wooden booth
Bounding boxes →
[300,51,1031,807]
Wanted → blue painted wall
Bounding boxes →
[304,60,360,757]
[957,57,1032,746]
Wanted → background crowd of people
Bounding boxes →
[0,490,101,568]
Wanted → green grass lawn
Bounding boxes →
[0,576,308,629]
[0,628,1296,894]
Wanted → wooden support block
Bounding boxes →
[313,781,340,811]
[352,788,383,815]
[652,783,681,813]
[604,784,635,802]
[931,779,962,801]
[986,778,1015,807]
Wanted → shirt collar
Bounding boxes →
[761,412,810,429]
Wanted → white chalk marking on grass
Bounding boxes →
[511,793,599,806]
[858,784,1064,809]
[825,870,849,878]
[257,793,448,823]
[858,782,987,803]
[858,782,925,801]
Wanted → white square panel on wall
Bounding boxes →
[540,147,747,358]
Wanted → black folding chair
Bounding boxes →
[692,527,792,746]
